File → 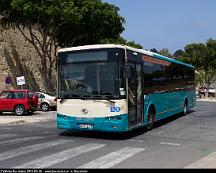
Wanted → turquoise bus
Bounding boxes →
[56,44,196,132]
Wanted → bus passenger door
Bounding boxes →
[136,64,143,123]
[128,62,143,127]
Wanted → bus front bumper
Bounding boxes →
[56,113,128,132]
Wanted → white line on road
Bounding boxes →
[126,139,144,143]
[14,143,106,168]
[0,139,71,162]
[160,142,181,146]
[43,131,53,134]
[79,147,145,168]
[0,136,44,145]
[0,134,18,139]
[20,130,33,132]
[0,127,12,130]
[185,151,216,168]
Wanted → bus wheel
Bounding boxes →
[183,100,189,116]
[146,108,155,131]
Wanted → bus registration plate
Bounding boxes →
[79,124,93,129]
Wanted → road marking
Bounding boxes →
[127,139,144,143]
[0,136,44,145]
[185,151,216,168]
[160,142,181,146]
[20,130,33,132]
[0,140,71,162]
[79,147,145,168]
[43,131,53,134]
[14,143,106,168]
[0,134,18,139]
[0,127,12,130]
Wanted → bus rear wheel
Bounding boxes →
[146,108,155,131]
[183,100,189,116]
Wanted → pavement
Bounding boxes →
[185,151,216,168]
[0,111,56,125]
[197,98,216,102]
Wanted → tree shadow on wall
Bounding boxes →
[3,42,40,91]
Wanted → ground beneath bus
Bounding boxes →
[0,100,216,169]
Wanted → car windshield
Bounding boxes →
[58,48,125,99]
[28,91,34,98]
[0,92,11,99]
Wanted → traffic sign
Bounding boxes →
[5,77,12,85]
[17,76,25,86]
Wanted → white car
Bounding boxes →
[35,92,57,111]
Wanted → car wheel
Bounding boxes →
[41,103,49,112]
[146,109,155,131]
[15,105,25,116]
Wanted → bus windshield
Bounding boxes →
[58,49,125,99]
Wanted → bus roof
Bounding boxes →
[58,44,194,68]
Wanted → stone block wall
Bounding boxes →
[0,28,45,92]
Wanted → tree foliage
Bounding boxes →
[102,37,143,49]
[173,49,184,59]
[150,48,159,53]
[0,0,125,92]
[158,48,173,58]
[180,39,216,87]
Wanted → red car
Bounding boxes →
[0,90,38,116]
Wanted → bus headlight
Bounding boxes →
[107,116,122,121]
[57,114,67,120]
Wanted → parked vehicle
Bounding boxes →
[198,87,215,98]
[0,90,38,116]
[35,92,57,112]
[209,88,216,97]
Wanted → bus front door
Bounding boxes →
[128,63,143,128]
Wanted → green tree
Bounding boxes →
[159,48,173,58]
[181,39,216,91]
[150,48,158,53]
[173,49,185,59]
[0,0,125,92]
[102,37,143,49]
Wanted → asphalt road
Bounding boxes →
[0,100,216,169]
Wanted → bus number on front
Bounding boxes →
[110,106,121,112]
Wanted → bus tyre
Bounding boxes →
[183,101,189,116]
[146,109,155,131]
[15,105,25,116]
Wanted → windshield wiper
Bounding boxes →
[81,95,115,104]
[101,95,116,104]
[60,94,116,104]
[60,94,80,103]
[81,95,101,100]
[60,95,69,103]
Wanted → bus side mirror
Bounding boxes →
[125,65,132,79]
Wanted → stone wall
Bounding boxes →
[0,27,45,92]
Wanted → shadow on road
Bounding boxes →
[0,111,44,117]
[59,111,194,140]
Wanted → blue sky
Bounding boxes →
[103,0,216,53]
